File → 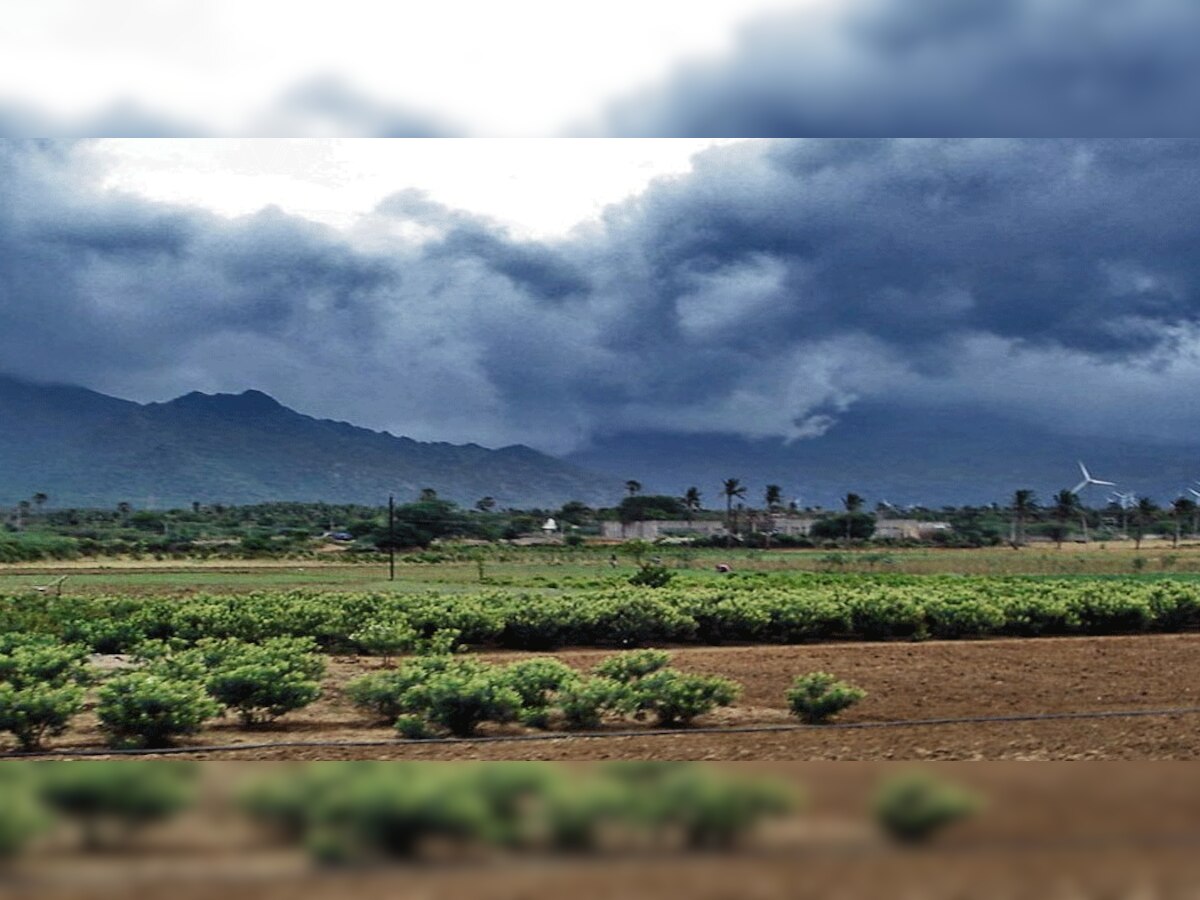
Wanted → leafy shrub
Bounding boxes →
[786,672,866,724]
[0,683,86,751]
[0,771,48,857]
[0,635,91,750]
[0,636,92,688]
[345,656,479,723]
[628,564,674,588]
[348,619,416,665]
[557,677,631,730]
[633,766,796,848]
[37,762,197,849]
[874,771,979,843]
[625,670,740,727]
[594,649,671,683]
[499,658,579,726]
[394,714,431,739]
[302,769,497,862]
[199,638,325,726]
[96,672,220,749]
[402,667,522,737]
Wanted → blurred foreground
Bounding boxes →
[1,761,1199,898]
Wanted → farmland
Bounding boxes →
[2,546,1200,760]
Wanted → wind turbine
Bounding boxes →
[1072,461,1115,496]
[1070,461,1115,541]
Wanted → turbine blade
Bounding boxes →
[1072,481,1088,494]
[1092,479,1115,486]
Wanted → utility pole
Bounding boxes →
[388,494,395,581]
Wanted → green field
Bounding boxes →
[3,542,1200,598]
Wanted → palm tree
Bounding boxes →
[1010,489,1037,548]
[842,492,864,542]
[625,480,642,497]
[722,478,747,544]
[764,485,783,513]
[1171,496,1196,548]
[32,493,48,514]
[1133,496,1158,551]
[1051,489,1078,549]
[683,487,702,525]
[475,496,496,513]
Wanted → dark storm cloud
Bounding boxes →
[4,138,1200,451]
[587,0,1200,137]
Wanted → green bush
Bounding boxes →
[633,766,796,848]
[499,658,579,712]
[345,656,479,723]
[37,762,198,849]
[557,676,631,730]
[402,667,522,737]
[96,672,220,749]
[0,771,48,858]
[198,638,325,726]
[0,636,92,688]
[348,619,417,665]
[394,714,431,739]
[628,669,741,727]
[593,649,671,683]
[786,672,866,724]
[0,683,86,751]
[628,564,674,588]
[0,635,91,750]
[303,768,497,862]
[874,771,979,843]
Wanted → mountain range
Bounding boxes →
[2,374,1198,511]
[0,375,617,509]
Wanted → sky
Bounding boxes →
[4,138,1200,459]
[2,0,1199,137]
[88,139,737,240]
[0,0,816,136]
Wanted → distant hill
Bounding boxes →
[0,375,618,509]
[567,402,1200,509]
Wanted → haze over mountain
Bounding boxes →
[0,375,617,509]
[569,403,1200,510]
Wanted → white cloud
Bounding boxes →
[87,138,742,240]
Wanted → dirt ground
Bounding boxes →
[22,633,1200,761]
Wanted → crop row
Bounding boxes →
[0,762,977,861]
[3,576,1199,653]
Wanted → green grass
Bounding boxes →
[4,542,1200,598]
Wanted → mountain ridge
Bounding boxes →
[0,375,618,509]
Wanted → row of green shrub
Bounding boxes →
[3,631,866,750]
[0,634,326,750]
[0,762,978,861]
[4,576,1199,655]
[346,649,742,737]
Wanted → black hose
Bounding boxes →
[10,704,1200,758]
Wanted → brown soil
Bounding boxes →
[22,633,1200,761]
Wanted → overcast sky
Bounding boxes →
[4,138,1200,455]
[3,0,1198,137]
